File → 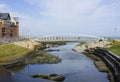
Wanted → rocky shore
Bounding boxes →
[25,50,61,64]
[0,41,62,69]
[73,39,111,52]
[14,40,41,50]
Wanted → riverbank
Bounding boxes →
[25,50,61,64]
[14,40,41,50]
[0,44,30,62]
[83,52,114,82]
[73,39,111,52]
[106,40,120,57]
[0,44,32,68]
[73,40,114,82]
[0,42,62,68]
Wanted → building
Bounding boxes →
[0,13,19,38]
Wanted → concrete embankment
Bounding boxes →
[93,49,120,82]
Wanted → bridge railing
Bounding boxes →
[28,34,102,42]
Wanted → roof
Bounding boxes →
[0,13,11,19]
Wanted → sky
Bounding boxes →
[0,0,120,37]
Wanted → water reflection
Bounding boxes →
[10,65,26,72]
[0,70,14,82]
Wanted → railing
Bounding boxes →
[34,35,101,42]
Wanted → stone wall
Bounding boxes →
[73,40,111,52]
[14,41,41,50]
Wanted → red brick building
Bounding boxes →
[0,13,19,38]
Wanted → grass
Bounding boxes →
[106,40,120,56]
[77,41,87,46]
[0,44,30,62]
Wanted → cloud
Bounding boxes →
[25,0,120,18]
[0,3,10,12]
[0,0,117,37]
[93,0,120,18]
[25,0,100,18]
[24,0,120,37]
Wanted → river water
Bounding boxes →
[0,42,109,82]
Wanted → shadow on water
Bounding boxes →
[0,70,13,82]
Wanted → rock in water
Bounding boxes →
[49,75,65,81]
[32,74,65,81]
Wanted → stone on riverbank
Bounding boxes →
[25,51,61,64]
[14,41,41,50]
[94,61,109,72]
[84,53,101,61]
[32,74,65,82]
[73,40,111,53]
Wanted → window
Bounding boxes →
[2,33,5,37]
[6,29,10,33]
[11,30,13,33]
[7,17,11,26]
[0,18,2,22]
[10,22,15,26]
[10,34,13,37]
[2,28,5,32]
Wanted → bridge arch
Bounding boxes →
[34,34,103,42]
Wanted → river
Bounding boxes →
[0,42,109,82]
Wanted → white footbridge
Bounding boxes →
[33,34,103,42]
